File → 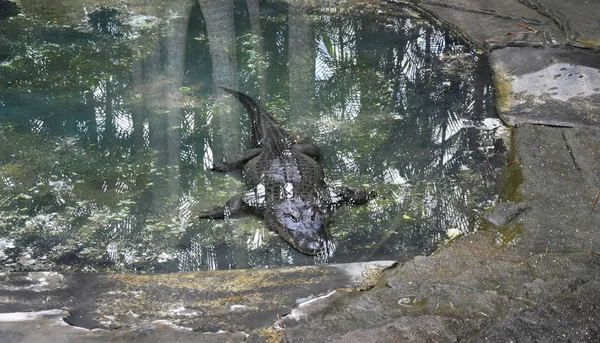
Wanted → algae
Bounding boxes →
[495,222,524,247]
[575,38,600,49]
[109,266,328,293]
[257,327,285,343]
[493,68,513,114]
[500,129,523,203]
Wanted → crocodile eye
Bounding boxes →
[289,213,299,222]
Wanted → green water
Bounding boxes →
[0,0,507,272]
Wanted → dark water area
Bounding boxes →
[0,0,507,272]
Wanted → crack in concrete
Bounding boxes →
[561,130,584,179]
[416,0,543,24]
[517,0,579,45]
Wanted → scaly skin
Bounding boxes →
[199,87,372,255]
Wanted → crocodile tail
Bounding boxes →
[217,86,288,150]
[218,86,266,123]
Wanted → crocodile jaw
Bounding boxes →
[267,198,330,255]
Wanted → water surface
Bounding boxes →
[0,0,507,272]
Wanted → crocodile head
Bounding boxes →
[266,197,330,255]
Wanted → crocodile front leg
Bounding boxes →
[198,194,243,219]
[198,185,266,219]
[330,187,376,206]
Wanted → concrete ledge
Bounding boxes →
[0,261,395,341]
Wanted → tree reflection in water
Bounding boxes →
[0,0,506,272]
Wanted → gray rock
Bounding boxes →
[486,201,529,226]
[490,48,600,127]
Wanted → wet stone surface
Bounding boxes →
[491,47,600,127]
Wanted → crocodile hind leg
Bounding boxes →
[292,135,320,160]
[211,148,262,172]
[292,143,320,160]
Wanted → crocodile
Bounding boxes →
[199,87,373,255]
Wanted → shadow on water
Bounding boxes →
[0,0,507,272]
